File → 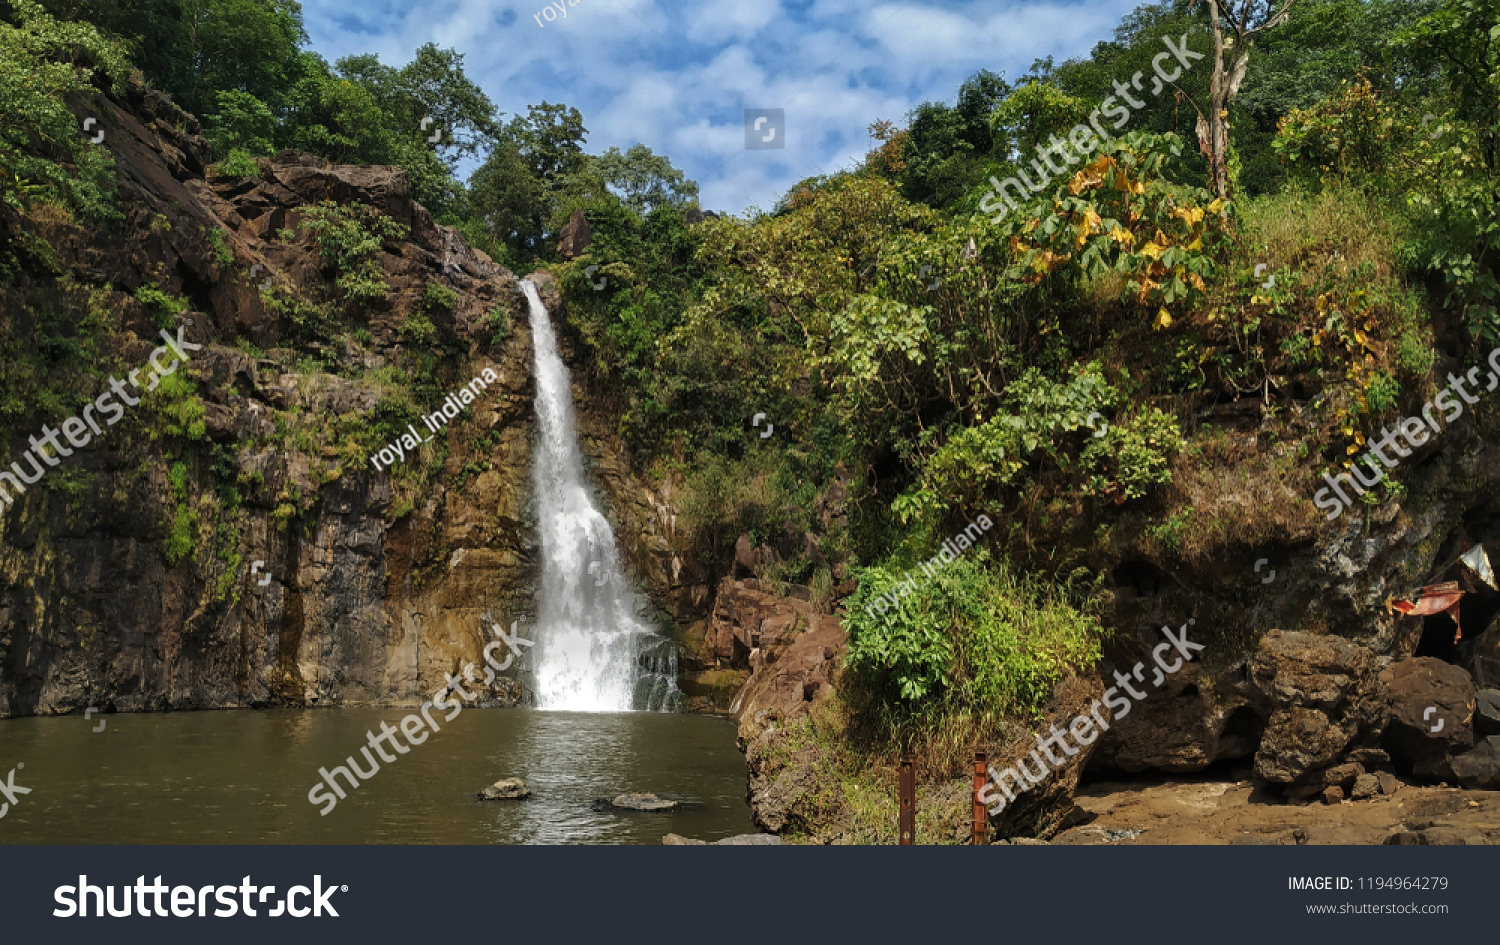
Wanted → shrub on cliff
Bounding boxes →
[844,553,1105,725]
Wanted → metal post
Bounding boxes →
[898,760,914,845]
[972,752,987,845]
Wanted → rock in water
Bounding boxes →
[611,792,678,811]
[478,778,530,800]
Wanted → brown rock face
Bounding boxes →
[557,209,592,258]
[1379,657,1476,778]
[0,80,677,718]
[1249,630,1386,785]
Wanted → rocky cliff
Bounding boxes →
[0,74,695,716]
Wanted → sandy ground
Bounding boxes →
[1049,772,1500,845]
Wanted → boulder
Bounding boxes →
[557,208,592,258]
[1379,657,1475,779]
[611,793,678,811]
[1351,773,1380,800]
[1322,785,1344,804]
[1376,771,1400,795]
[477,778,530,800]
[1476,689,1500,739]
[1249,630,1384,784]
[1450,736,1500,790]
[684,208,719,225]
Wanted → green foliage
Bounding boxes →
[206,89,276,158]
[214,149,262,178]
[398,312,437,345]
[143,370,206,440]
[589,143,698,216]
[893,362,1182,526]
[897,69,1011,208]
[165,460,198,565]
[0,1,127,233]
[844,554,1103,715]
[134,284,189,329]
[205,226,234,268]
[483,303,511,346]
[423,281,459,312]
[297,201,406,307]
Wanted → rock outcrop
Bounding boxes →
[0,72,670,717]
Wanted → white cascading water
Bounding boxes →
[523,280,680,712]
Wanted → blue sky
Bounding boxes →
[302,0,1147,214]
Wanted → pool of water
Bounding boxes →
[0,708,754,844]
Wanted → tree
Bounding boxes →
[900,70,1011,207]
[1186,0,1300,199]
[589,144,698,216]
[505,101,588,184]
[467,138,545,259]
[278,46,497,215]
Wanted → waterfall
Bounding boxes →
[522,280,680,712]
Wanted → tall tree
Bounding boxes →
[1187,0,1299,198]
[589,144,698,216]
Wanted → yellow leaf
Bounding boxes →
[1188,236,1203,251]
[1207,197,1225,214]
[1154,307,1173,330]
[1140,242,1163,259]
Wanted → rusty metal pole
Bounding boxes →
[898,760,914,845]
[972,752,987,845]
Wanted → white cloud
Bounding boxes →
[301,0,1148,213]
